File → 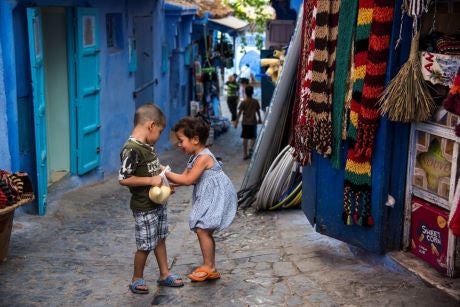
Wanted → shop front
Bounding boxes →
[296,0,460,277]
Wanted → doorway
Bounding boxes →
[25,7,101,214]
[42,7,70,185]
[133,16,154,107]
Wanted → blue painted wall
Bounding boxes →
[0,0,196,213]
[2,0,189,170]
[1,0,20,172]
[0,39,13,171]
[161,7,196,149]
[291,0,302,12]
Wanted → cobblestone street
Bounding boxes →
[0,125,459,306]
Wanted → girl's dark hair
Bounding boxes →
[173,117,210,145]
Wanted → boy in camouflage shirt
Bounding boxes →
[119,103,183,293]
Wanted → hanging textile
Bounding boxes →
[343,0,375,226]
[331,0,359,169]
[342,47,355,141]
[343,0,395,227]
[307,0,340,157]
[292,0,317,165]
[292,0,341,164]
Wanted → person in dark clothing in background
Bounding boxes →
[225,74,239,124]
[234,86,262,160]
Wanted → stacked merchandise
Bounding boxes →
[194,66,231,143]
[254,146,302,211]
[395,0,460,276]
[0,171,33,210]
[0,171,34,262]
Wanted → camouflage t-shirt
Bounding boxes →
[119,138,162,212]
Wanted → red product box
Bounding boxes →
[411,197,449,274]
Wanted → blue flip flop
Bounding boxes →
[129,278,149,294]
[157,274,184,287]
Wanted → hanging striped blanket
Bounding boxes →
[293,0,341,164]
[331,0,358,169]
[292,0,317,165]
[343,0,395,227]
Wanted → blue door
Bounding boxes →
[75,8,100,174]
[27,8,47,215]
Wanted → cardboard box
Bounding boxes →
[429,108,460,130]
[411,197,449,274]
[412,131,454,200]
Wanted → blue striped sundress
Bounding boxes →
[187,148,237,231]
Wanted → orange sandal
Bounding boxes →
[188,267,221,282]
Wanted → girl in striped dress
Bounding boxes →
[165,117,237,282]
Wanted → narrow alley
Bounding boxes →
[0,122,458,306]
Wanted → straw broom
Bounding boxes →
[379,32,435,122]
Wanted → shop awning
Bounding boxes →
[166,0,233,18]
[208,15,249,35]
[165,0,197,15]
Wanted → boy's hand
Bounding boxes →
[169,183,180,194]
[150,175,162,187]
[233,121,238,128]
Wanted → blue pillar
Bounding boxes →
[0,36,12,170]
[0,0,20,171]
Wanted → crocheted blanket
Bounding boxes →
[331,0,358,169]
[292,0,316,165]
[292,0,340,164]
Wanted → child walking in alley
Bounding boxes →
[224,74,239,125]
[119,103,184,294]
[165,117,237,282]
[234,85,262,160]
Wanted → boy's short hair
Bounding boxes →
[134,103,166,127]
[245,85,254,97]
[173,117,209,145]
